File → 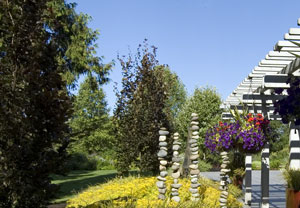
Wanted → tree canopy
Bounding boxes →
[0,0,110,206]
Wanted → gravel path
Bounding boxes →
[201,170,286,208]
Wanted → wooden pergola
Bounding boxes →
[221,18,300,208]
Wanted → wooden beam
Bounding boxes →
[260,59,292,65]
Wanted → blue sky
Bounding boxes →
[73,0,300,113]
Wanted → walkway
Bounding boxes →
[201,170,286,208]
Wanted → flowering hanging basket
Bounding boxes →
[205,113,270,154]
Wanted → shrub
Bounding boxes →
[198,160,212,172]
[283,169,300,191]
[66,176,242,208]
[270,160,281,170]
[65,153,97,171]
[252,161,261,170]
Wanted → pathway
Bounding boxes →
[200,170,286,208]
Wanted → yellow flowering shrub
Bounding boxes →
[67,176,243,208]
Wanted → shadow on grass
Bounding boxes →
[51,170,155,204]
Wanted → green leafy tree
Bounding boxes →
[0,0,109,207]
[69,75,113,155]
[114,41,185,174]
[175,87,222,165]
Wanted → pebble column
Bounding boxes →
[157,127,169,200]
[189,113,200,201]
[219,151,230,208]
[171,132,182,202]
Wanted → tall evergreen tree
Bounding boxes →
[0,0,110,207]
[69,75,113,155]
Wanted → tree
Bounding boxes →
[175,87,222,165]
[0,0,109,207]
[68,75,113,155]
[114,41,185,174]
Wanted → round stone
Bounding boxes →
[172,145,180,151]
[220,152,228,156]
[174,178,178,184]
[192,160,199,164]
[160,147,167,151]
[158,194,166,200]
[189,139,197,144]
[172,171,180,179]
[160,127,167,130]
[220,198,227,203]
[157,176,166,181]
[171,192,179,196]
[159,136,167,142]
[171,188,178,192]
[191,113,198,117]
[160,171,168,177]
[191,151,199,155]
[192,193,200,197]
[156,181,165,188]
[191,121,199,125]
[190,147,198,151]
[171,196,180,202]
[159,142,168,147]
[174,132,179,136]
[191,143,198,147]
[189,164,198,169]
[190,183,200,188]
[190,169,200,175]
[173,151,179,156]
[192,131,199,136]
[157,150,167,158]
[173,141,181,145]
[221,164,227,169]
[160,160,167,165]
[190,174,198,178]
[171,184,182,188]
[191,125,199,131]
[221,169,230,173]
[158,188,166,194]
[171,164,180,170]
[221,191,228,196]
[189,188,198,194]
[191,135,199,139]
[173,137,179,140]
[192,116,199,120]
[172,157,181,163]
[159,130,169,135]
[159,165,166,171]
[191,178,198,183]
[190,154,199,160]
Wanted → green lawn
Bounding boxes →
[51,170,118,204]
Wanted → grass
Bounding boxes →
[51,170,118,204]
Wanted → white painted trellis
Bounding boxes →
[222,18,300,208]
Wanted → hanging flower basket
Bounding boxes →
[205,113,270,154]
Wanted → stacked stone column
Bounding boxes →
[189,113,200,201]
[219,151,230,208]
[171,132,182,202]
[157,127,169,200]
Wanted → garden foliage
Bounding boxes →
[66,176,243,208]
[175,87,222,166]
[114,41,185,174]
[0,0,109,207]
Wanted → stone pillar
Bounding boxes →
[219,151,230,208]
[244,153,252,205]
[189,113,200,201]
[289,122,300,170]
[157,127,169,200]
[171,132,182,202]
[261,142,270,208]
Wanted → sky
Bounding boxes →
[73,0,300,113]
